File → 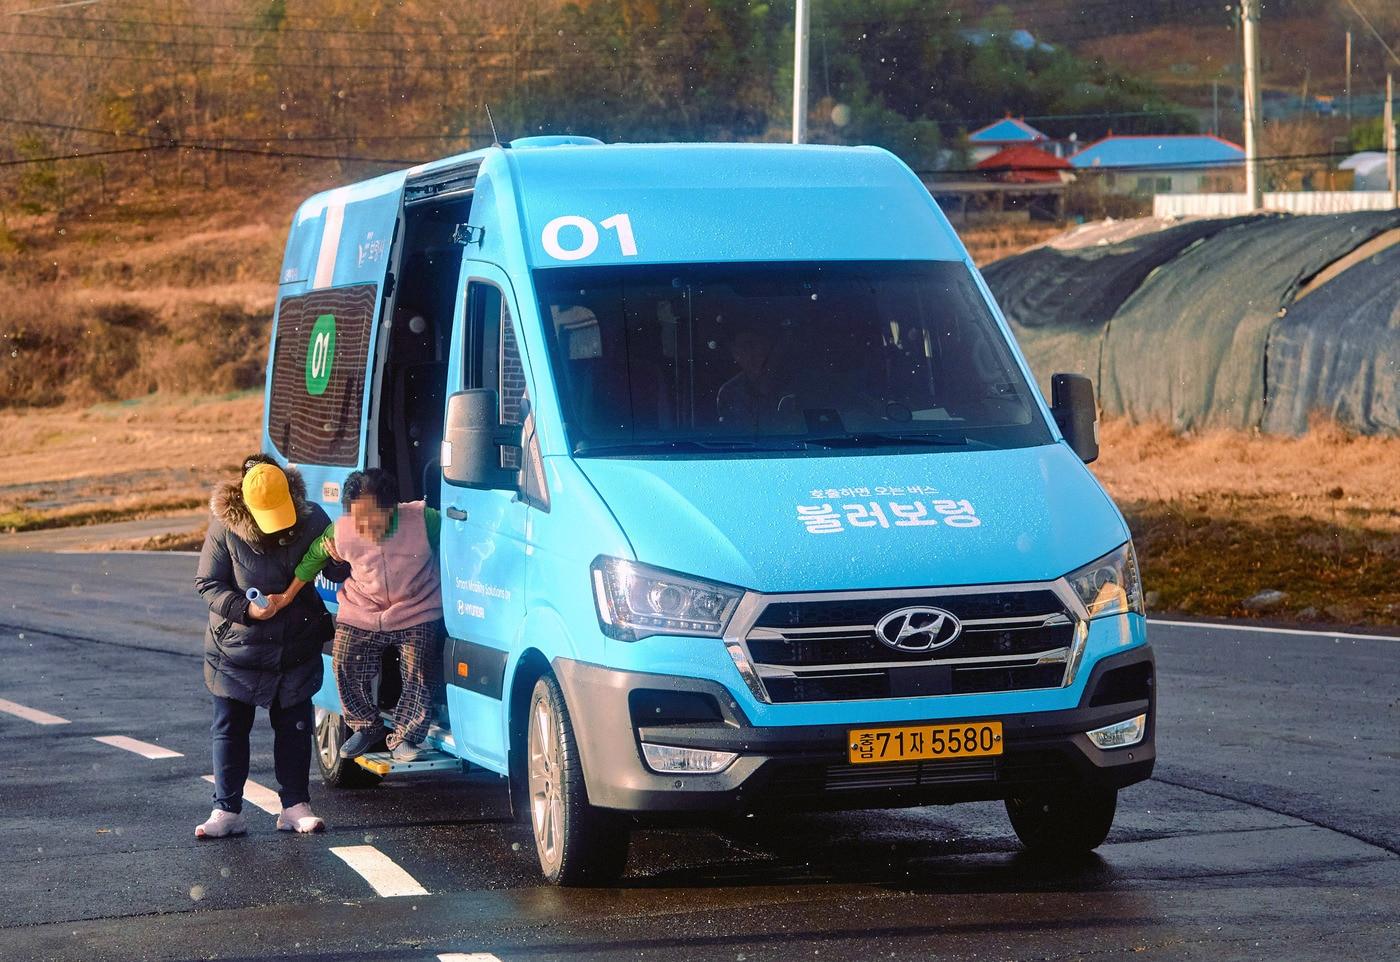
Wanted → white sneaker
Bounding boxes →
[276,802,326,834]
[195,808,247,839]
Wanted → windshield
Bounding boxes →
[534,260,1051,455]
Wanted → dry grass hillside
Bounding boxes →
[1,180,310,408]
[1095,420,1400,626]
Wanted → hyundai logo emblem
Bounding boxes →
[874,606,963,652]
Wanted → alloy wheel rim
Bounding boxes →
[314,707,339,768]
[527,694,563,870]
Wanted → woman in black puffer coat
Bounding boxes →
[193,454,347,838]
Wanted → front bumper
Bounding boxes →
[553,645,1155,814]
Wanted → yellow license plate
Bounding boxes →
[848,721,1004,764]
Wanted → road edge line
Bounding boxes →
[1149,617,1400,643]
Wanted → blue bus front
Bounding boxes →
[449,143,1155,819]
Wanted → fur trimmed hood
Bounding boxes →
[211,464,311,545]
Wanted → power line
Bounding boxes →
[1343,0,1400,67]
[0,114,499,147]
[28,5,660,42]
[0,23,526,57]
[178,142,419,164]
[28,6,479,39]
[0,140,423,167]
[9,0,104,15]
[0,144,161,167]
[0,41,542,71]
[0,113,165,142]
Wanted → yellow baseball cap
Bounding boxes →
[242,463,297,534]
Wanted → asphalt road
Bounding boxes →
[1,552,1397,962]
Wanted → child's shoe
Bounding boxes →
[195,808,247,839]
[275,802,326,833]
[390,740,424,763]
[339,727,383,758]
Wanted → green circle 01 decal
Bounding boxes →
[305,313,336,396]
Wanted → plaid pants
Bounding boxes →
[333,619,444,748]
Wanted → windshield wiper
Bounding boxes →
[800,432,970,449]
[573,438,805,456]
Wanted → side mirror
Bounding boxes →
[442,389,520,490]
[1051,373,1099,464]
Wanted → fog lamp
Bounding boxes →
[1086,713,1147,749]
[640,743,737,774]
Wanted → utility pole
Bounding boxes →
[1387,74,1397,207]
[1345,30,1352,122]
[1212,79,1220,135]
[792,0,810,144]
[1241,0,1264,210]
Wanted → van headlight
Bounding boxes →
[1065,542,1143,619]
[591,557,744,641]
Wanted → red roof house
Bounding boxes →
[974,144,1073,183]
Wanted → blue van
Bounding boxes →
[265,138,1155,885]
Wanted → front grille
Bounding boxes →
[747,623,1074,667]
[756,590,1064,629]
[739,587,1078,704]
[766,750,1075,801]
[824,757,998,790]
[951,664,1065,695]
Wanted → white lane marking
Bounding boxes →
[93,735,182,759]
[330,845,429,898]
[439,954,504,962]
[201,774,282,815]
[1150,617,1400,643]
[0,697,70,725]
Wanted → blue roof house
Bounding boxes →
[967,116,1052,162]
[1069,135,1245,196]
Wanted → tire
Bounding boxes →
[526,674,630,886]
[1005,784,1117,856]
[314,706,382,789]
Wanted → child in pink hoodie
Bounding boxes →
[272,468,442,762]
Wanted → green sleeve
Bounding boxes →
[294,522,338,583]
[424,507,441,552]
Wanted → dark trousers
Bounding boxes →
[210,695,313,814]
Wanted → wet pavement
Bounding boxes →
[0,552,1396,962]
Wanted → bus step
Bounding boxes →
[353,749,462,777]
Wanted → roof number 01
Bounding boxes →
[541,213,637,261]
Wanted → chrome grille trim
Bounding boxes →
[722,580,1090,704]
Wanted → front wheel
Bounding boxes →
[1005,784,1117,855]
[527,675,630,886]
[315,707,382,789]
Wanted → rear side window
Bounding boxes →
[266,284,378,466]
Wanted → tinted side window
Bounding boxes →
[266,284,377,466]
[464,281,501,392]
[464,280,539,493]
[500,306,526,428]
